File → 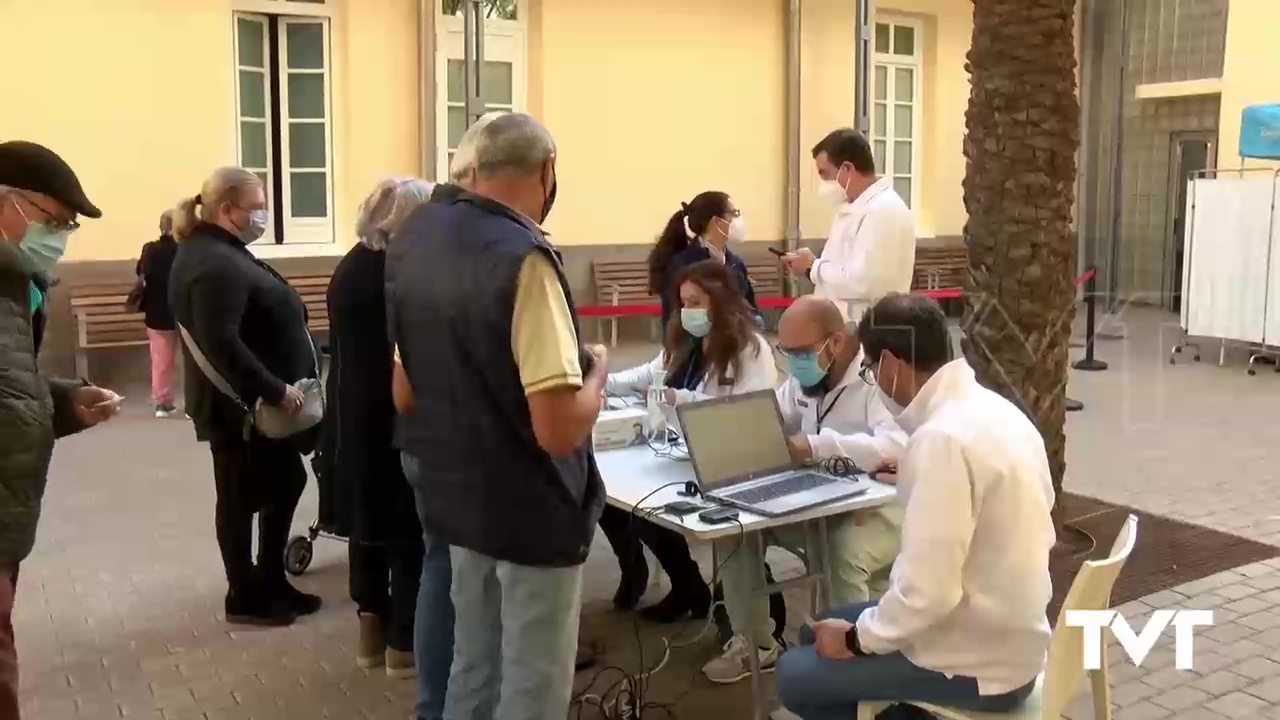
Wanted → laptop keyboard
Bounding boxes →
[721,472,841,506]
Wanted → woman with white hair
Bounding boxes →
[321,177,434,681]
[135,209,180,417]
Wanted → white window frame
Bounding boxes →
[435,0,528,181]
[232,0,338,257]
[870,16,923,211]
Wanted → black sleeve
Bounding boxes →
[46,378,89,439]
[740,263,759,311]
[136,243,148,277]
[187,269,288,406]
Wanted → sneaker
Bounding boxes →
[357,613,386,669]
[385,648,415,679]
[701,635,779,685]
[154,404,176,418]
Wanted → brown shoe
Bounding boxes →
[386,648,415,679]
[357,613,386,669]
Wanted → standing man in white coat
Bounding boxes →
[784,128,917,322]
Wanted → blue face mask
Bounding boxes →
[786,338,833,393]
[681,307,712,338]
[19,223,70,275]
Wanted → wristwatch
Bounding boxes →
[845,625,867,656]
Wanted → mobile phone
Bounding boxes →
[663,500,706,516]
[767,247,787,257]
[698,506,740,525]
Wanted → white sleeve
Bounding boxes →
[807,390,907,470]
[670,336,777,405]
[606,353,664,397]
[811,208,915,300]
[856,430,975,654]
[775,380,804,435]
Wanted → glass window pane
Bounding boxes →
[442,0,517,20]
[873,140,886,172]
[873,103,887,136]
[448,106,467,149]
[893,176,911,205]
[893,104,913,139]
[288,123,327,169]
[254,172,271,211]
[894,140,912,172]
[875,23,890,54]
[239,70,266,119]
[481,61,513,106]
[240,121,268,169]
[288,74,325,119]
[894,68,914,102]
[286,23,325,70]
[290,172,328,218]
[448,60,464,102]
[237,18,265,68]
[893,25,915,56]
[874,65,888,101]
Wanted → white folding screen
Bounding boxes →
[1182,175,1277,344]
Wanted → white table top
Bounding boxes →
[595,444,898,541]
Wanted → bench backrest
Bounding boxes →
[592,260,657,306]
[744,257,784,298]
[70,283,148,347]
[287,274,331,333]
[912,246,968,290]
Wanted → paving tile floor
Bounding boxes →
[14,305,1280,719]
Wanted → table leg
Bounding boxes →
[745,530,769,720]
[816,517,834,613]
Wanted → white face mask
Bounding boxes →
[818,165,852,206]
[877,359,906,417]
[725,216,746,243]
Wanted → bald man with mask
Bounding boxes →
[702,296,906,685]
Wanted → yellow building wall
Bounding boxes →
[1218,0,1280,170]
[0,0,422,262]
[535,0,787,247]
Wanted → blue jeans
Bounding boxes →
[401,453,456,720]
[447,545,582,720]
[775,601,1036,720]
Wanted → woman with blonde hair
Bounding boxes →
[319,177,434,683]
[168,166,321,628]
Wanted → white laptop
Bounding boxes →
[675,390,871,517]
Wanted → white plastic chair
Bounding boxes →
[854,514,1139,720]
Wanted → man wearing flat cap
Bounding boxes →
[0,140,120,720]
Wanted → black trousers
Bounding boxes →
[598,505,704,594]
[349,540,423,652]
[209,433,308,594]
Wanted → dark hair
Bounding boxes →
[811,128,876,175]
[664,260,759,386]
[856,293,951,372]
[646,191,732,294]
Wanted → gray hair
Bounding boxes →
[355,177,435,251]
[159,209,174,236]
[470,112,556,179]
[450,111,505,184]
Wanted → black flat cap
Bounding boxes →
[0,141,101,219]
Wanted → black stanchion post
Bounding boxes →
[1073,265,1109,372]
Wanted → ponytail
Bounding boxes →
[647,208,693,294]
[171,196,201,241]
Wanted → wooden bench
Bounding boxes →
[71,271,334,382]
[912,245,968,291]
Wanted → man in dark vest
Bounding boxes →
[386,112,607,720]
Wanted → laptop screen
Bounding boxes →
[677,390,794,490]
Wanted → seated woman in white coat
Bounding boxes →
[597,260,777,624]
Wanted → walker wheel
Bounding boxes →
[1248,368,1258,376]
[1169,356,1176,365]
[1174,346,1182,354]
[285,536,314,576]
[1193,354,1201,362]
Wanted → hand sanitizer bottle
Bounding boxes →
[647,370,667,439]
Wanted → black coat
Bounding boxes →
[136,235,178,330]
[660,244,759,327]
[318,243,421,546]
[168,224,317,443]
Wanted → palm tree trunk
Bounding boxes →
[960,0,1080,530]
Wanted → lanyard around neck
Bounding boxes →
[817,385,850,431]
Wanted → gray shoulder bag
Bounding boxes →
[177,322,325,439]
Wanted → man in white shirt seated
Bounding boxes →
[783,128,916,323]
[775,293,1054,719]
[702,296,906,685]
